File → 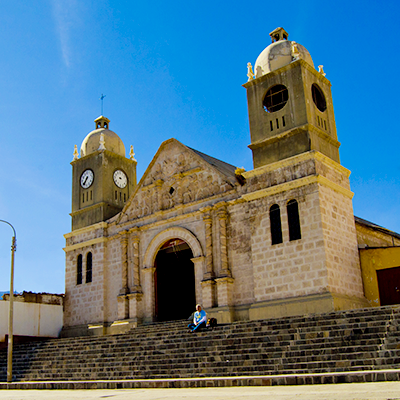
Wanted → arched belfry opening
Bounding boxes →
[154,238,195,322]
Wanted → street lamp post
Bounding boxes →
[0,220,16,383]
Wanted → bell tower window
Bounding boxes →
[77,255,83,285]
[263,85,289,113]
[312,84,327,112]
[287,199,302,241]
[86,252,92,283]
[270,204,283,245]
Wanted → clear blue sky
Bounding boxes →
[0,0,399,294]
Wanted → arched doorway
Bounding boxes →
[154,238,195,321]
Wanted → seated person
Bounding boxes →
[188,304,207,332]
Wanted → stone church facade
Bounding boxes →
[62,28,400,337]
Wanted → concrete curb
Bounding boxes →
[1,369,400,390]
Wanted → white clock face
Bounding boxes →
[113,170,127,188]
[80,169,94,189]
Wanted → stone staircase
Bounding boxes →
[1,305,400,388]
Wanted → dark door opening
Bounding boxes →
[154,239,195,322]
[377,266,400,306]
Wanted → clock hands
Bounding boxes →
[81,170,94,188]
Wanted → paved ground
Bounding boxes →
[1,382,400,400]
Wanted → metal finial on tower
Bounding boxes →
[100,93,106,115]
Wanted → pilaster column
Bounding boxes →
[214,203,234,309]
[142,267,156,323]
[215,277,234,307]
[216,203,231,278]
[202,206,214,280]
[127,292,143,326]
[128,228,143,322]
[129,228,142,293]
[201,279,216,309]
[191,256,205,305]
[117,294,129,320]
[119,231,129,295]
[117,230,130,320]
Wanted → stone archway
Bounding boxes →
[144,227,203,267]
[142,227,204,322]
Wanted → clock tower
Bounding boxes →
[71,116,137,231]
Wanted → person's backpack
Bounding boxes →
[207,318,217,329]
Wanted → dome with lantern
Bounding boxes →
[80,116,125,157]
[254,27,314,78]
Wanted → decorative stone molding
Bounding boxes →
[63,237,108,252]
[64,222,108,239]
[241,175,354,203]
[242,150,350,180]
[129,234,142,293]
[143,226,203,268]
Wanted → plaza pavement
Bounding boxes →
[1,382,400,400]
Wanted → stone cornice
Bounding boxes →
[248,124,340,151]
[71,149,137,165]
[115,189,238,231]
[63,237,108,252]
[308,124,341,148]
[242,151,350,180]
[64,221,108,239]
[70,202,117,218]
[248,126,306,149]
[242,59,331,89]
[241,174,353,202]
[313,151,351,178]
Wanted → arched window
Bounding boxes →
[270,204,283,245]
[311,84,327,112]
[287,199,301,241]
[77,255,82,285]
[86,252,92,283]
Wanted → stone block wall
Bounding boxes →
[248,184,328,304]
[319,184,364,297]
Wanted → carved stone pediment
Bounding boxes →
[118,139,238,223]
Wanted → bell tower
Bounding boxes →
[70,116,137,231]
[243,27,340,168]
